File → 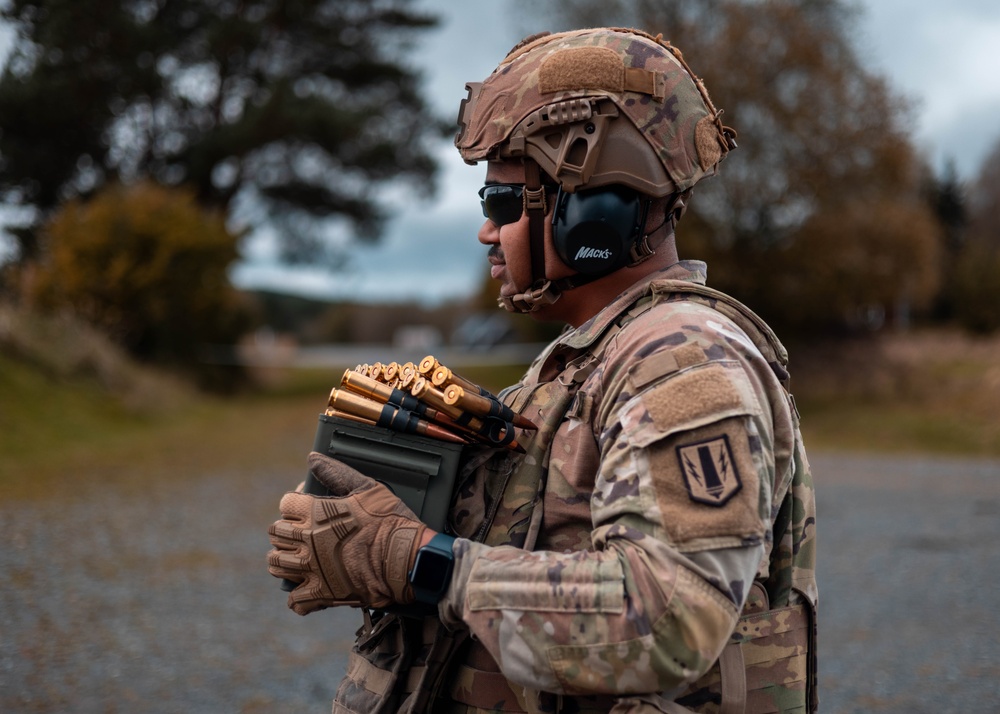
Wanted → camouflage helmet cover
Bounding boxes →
[455,28,736,197]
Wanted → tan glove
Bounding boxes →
[267,452,426,614]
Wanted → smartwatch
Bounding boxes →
[408,533,456,605]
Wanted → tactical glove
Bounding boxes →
[267,452,426,614]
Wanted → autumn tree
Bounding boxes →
[0,0,442,265]
[518,0,939,332]
[27,182,254,387]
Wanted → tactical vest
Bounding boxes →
[332,280,817,714]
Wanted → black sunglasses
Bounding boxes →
[479,183,526,227]
[479,183,558,227]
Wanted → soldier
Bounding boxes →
[267,27,818,714]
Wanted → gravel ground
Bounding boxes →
[2,451,999,713]
[808,452,1000,712]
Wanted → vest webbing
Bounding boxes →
[441,298,657,714]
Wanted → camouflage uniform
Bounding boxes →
[332,261,817,714]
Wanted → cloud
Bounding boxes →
[855,0,1000,176]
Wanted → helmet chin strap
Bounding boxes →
[497,280,561,313]
[497,159,563,313]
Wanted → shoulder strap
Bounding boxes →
[651,280,791,387]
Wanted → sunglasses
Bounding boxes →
[479,184,557,227]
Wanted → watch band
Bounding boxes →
[408,533,456,605]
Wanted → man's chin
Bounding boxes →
[498,283,519,300]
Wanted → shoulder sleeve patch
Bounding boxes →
[647,417,767,549]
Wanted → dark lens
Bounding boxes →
[479,185,524,226]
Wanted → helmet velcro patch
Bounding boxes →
[457,27,734,196]
[695,115,724,171]
[539,47,624,95]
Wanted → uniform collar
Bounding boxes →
[559,260,707,351]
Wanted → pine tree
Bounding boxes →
[0,0,442,263]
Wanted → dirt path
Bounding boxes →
[2,451,998,712]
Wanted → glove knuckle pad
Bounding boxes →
[279,491,313,521]
[270,521,306,542]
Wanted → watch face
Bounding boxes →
[410,548,452,593]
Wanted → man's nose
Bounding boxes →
[477,219,499,245]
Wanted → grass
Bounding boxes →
[3,327,998,499]
[798,398,1000,457]
[0,353,314,498]
[790,328,1000,458]
[0,354,531,500]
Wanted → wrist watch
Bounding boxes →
[408,533,456,605]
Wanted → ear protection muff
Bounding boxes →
[551,186,649,275]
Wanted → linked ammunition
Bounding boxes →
[341,369,419,411]
[442,383,495,416]
[328,388,467,445]
[324,354,529,452]
[410,377,522,452]
[341,369,455,427]
[324,406,373,426]
[418,355,440,377]
[409,377,467,423]
[431,365,484,395]
[441,383,537,430]
[423,357,536,430]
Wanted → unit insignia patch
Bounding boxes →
[675,435,742,507]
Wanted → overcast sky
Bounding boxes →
[232,0,1000,305]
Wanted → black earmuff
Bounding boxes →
[551,186,648,275]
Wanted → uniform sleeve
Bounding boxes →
[438,342,779,697]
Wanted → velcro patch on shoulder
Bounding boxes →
[672,343,707,369]
[620,361,762,449]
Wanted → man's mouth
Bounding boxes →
[488,245,506,280]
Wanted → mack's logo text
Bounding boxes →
[574,246,613,261]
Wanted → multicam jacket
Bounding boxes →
[333,261,817,714]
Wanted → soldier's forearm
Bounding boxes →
[439,537,739,695]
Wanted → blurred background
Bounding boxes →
[1,1,998,712]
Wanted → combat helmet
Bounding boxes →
[456,27,736,313]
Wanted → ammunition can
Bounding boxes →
[303,413,463,534]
